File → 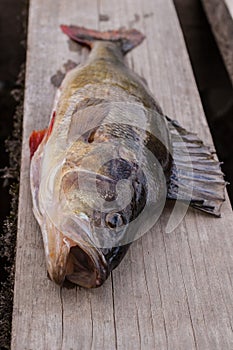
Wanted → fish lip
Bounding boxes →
[42,214,109,288]
[64,242,109,288]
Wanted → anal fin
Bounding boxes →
[166,117,226,217]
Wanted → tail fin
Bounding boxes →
[60,25,145,54]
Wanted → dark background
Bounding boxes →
[0,0,27,288]
[174,0,233,204]
[0,0,24,235]
[0,1,28,348]
[0,0,232,348]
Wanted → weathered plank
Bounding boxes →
[11,0,233,349]
[201,0,233,84]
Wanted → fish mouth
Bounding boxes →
[39,211,109,288]
[47,241,109,288]
[44,224,109,288]
[64,244,108,288]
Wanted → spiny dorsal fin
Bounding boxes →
[166,117,226,217]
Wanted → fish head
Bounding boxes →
[32,119,167,288]
[39,144,148,287]
[46,139,149,286]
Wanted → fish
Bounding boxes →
[29,25,225,288]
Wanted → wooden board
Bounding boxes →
[11,0,233,349]
[201,0,233,84]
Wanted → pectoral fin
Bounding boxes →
[29,129,47,159]
[29,111,56,159]
[166,117,226,217]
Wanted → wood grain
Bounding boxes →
[201,0,233,84]
[11,0,233,349]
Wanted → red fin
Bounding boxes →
[60,25,145,54]
[29,129,47,159]
[29,111,56,159]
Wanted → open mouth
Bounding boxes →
[65,245,108,288]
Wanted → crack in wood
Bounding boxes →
[111,274,118,350]
[180,266,198,349]
[154,254,169,349]
[135,305,142,350]
[89,296,94,350]
[60,287,64,350]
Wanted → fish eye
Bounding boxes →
[105,212,124,229]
